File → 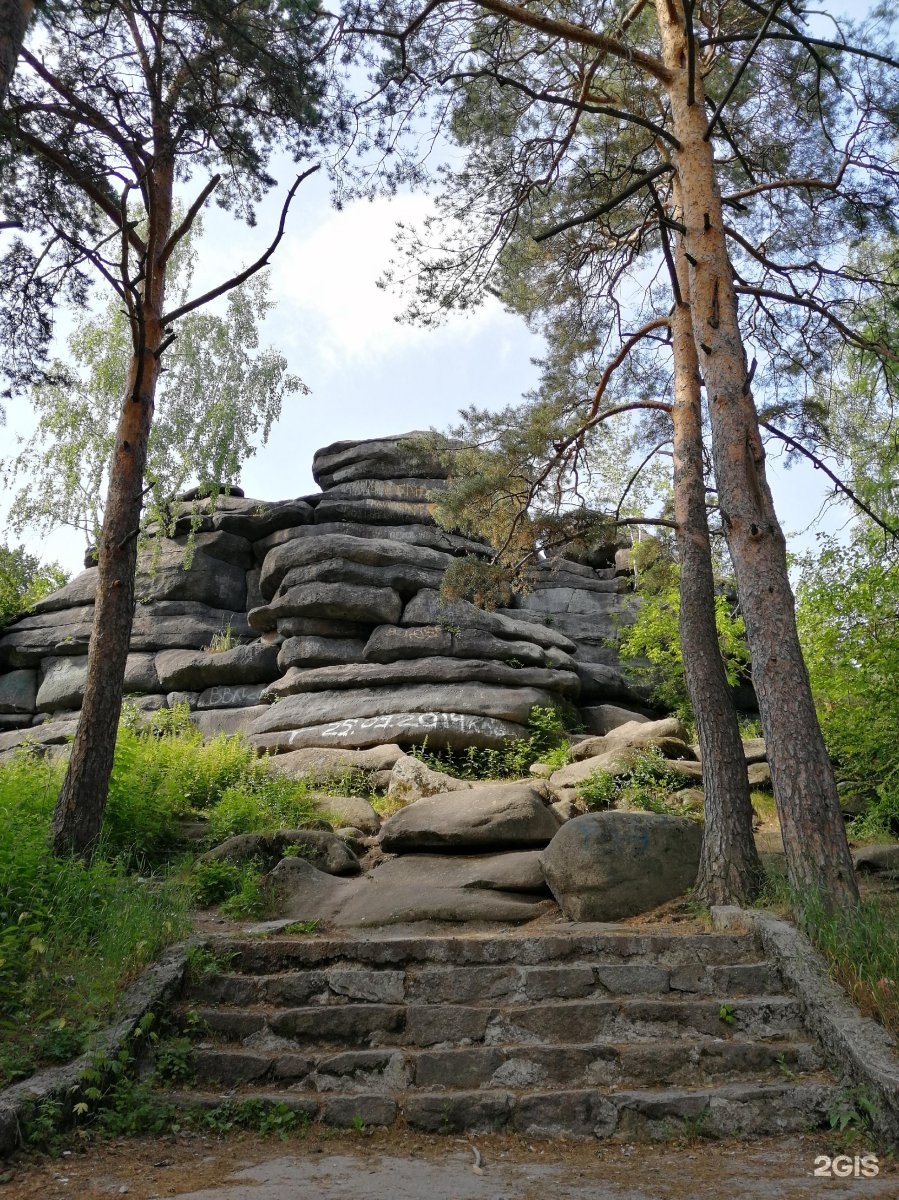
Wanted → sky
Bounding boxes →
[0,0,874,578]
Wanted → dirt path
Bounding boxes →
[2,1129,895,1200]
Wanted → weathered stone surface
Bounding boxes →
[36,653,164,711]
[570,719,693,763]
[27,568,99,614]
[167,691,200,710]
[0,669,37,714]
[575,661,655,706]
[747,762,772,789]
[252,683,557,735]
[364,625,545,668]
[324,477,446,502]
[267,856,548,927]
[132,543,247,611]
[251,712,530,753]
[278,636,368,671]
[129,603,252,653]
[155,643,279,691]
[402,590,576,653]
[540,811,703,920]
[265,583,403,628]
[196,682,272,709]
[209,497,315,541]
[267,656,579,701]
[510,588,629,618]
[310,795,381,836]
[200,830,360,876]
[0,718,79,756]
[379,783,560,852]
[278,558,445,598]
[312,496,434,525]
[741,738,767,765]
[0,619,93,667]
[852,844,899,873]
[386,752,472,807]
[191,706,271,738]
[372,851,548,893]
[581,705,651,736]
[254,521,487,564]
[312,432,451,489]
[259,533,453,600]
[265,744,404,777]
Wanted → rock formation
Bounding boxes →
[0,432,647,758]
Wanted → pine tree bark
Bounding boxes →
[656,0,859,907]
[0,0,32,104]
[670,233,762,905]
[51,167,173,858]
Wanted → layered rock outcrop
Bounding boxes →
[0,432,646,756]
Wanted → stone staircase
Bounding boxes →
[157,926,839,1140]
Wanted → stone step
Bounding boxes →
[184,960,784,1008]
[206,930,763,974]
[185,1035,824,1092]
[178,994,805,1048]
[156,1079,836,1140]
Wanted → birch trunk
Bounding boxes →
[656,0,858,907]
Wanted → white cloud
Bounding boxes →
[271,191,517,364]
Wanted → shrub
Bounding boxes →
[576,747,698,816]
[410,705,571,780]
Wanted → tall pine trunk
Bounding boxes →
[670,236,762,904]
[0,0,32,104]
[656,0,858,907]
[51,170,172,858]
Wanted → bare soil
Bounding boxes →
[2,1128,896,1200]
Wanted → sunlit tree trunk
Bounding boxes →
[670,228,762,905]
[656,0,859,907]
[51,165,173,858]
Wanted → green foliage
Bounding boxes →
[410,705,570,780]
[197,1098,308,1139]
[0,751,190,1087]
[440,556,515,611]
[0,542,67,628]
[618,539,750,722]
[205,772,320,843]
[828,1087,880,1146]
[204,621,238,654]
[282,920,321,935]
[575,747,699,817]
[220,866,271,919]
[757,871,899,1040]
[718,1003,735,1026]
[154,1037,195,1086]
[2,239,306,547]
[190,861,246,907]
[796,535,899,839]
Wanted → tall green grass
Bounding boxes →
[758,872,899,1039]
[0,705,324,1086]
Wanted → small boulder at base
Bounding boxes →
[852,844,899,874]
[540,810,703,921]
[386,752,472,807]
[379,782,560,853]
[199,830,360,876]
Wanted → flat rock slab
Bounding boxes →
[265,583,403,628]
[266,744,403,777]
[191,706,272,738]
[0,668,37,714]
[541,811,703,921]
[252,712,530,754]
[268,656,578,701]
[259,533,454,599]
[252,683,556,735]
[379,783,560,853]
[267,856,549,928]
[402,590,576,653]
[371,851,548,893]
[155,643,280,692]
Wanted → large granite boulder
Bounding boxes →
[252,712,530,753]
[0,669,38,714]
[540,811,703,920]
[386,752,472,807]
[379,782,560,852]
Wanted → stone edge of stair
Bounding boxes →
[711,905,899,1148]
[0,938,196,1159]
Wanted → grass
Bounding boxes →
[756,868,899,1039]
[575,746,700,816]
[0,705,347,1087]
